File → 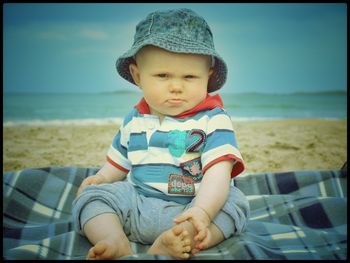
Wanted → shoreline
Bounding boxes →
[3,116,347,127]
[3,118,347,174]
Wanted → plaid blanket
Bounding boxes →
[3,166,347,260]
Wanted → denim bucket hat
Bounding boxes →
[116,8,228,93]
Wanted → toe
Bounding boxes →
[182,230,189,236]
[179,230,189,240]
[183,238,191,246]
[87,248,96,259]
[181,252,190,259]
[184,245,191,253]
[88,247,95,255]
[94,242,107,255]
[172,225,184,236]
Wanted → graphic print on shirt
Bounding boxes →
[180,157,203,182]
[168,173,195,195]
[186,129,206,153]
[168,130,187,157]
[168,129,206,157]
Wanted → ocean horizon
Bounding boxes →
[3,90,347,126]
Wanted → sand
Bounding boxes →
[3,119,347,174]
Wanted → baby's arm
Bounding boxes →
[174,160,233,250]
[76,162,127,196]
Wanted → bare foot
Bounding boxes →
[86,238,132,260]
[147,225,192,259]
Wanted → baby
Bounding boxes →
[72,8,249,259]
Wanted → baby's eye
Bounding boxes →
[156,73,168,78]
[185,75,197,79]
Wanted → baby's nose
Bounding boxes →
[169,79,184,93]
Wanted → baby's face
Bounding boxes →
[129,46,213,120]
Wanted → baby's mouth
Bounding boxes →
[167,99,185,105]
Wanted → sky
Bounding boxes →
[3,3,347,94]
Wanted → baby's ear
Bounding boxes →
[129,63,141,86]
[208,68,214,77]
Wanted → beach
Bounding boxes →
[3,119,347,174]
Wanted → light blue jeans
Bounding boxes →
[72,181,249,245]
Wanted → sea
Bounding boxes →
[3,91,347,126]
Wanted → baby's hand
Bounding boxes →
[76,174,105,196]
[174,206,211,252]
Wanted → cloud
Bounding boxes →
[67,46,116,55]
[79,29,109,40]
[36,24,110,41]
[32,21,133,43]
[64,22,135,55]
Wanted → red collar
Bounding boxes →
[134,94,224,119]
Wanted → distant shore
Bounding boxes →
[3,116,346,128]
[3,118,347,174]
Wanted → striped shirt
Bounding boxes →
[107,94,245,204]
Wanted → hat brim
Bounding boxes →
[116,35,227,93]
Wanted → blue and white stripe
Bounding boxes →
[107,107,244,203]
